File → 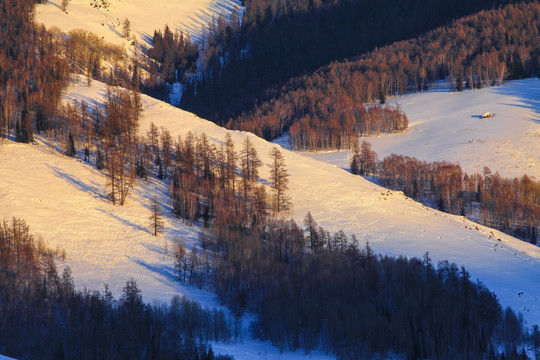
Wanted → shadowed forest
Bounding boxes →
[179,1,540,149]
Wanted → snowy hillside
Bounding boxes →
[35,0,242,46]
[13,0,537,358]
[299,78,540,180]
[0,138,196,301]
[0,84,334,360]
[4,76,540,328]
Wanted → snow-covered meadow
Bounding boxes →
[300,78,540,180]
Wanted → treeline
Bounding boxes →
[289,105,408,151]
[350,143,540,243]
[181,0,512,128]
[185,2,540,150]
[59,86,291,217]
[0,217,234,360]
[46,86,143,206]
[0,0,70,143]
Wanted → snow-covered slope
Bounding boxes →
[0,138,198,301]
[2,75,540,358]
[300,78,540,180]
[24,0,540,357]
[35,0,242,46]
[57,78,540,326]
[0,87,333,360]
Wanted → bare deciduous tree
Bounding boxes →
[148,196,164,236]
[106,146,135,205]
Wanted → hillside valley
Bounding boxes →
[2,76,540,326]
[1,0,539,358]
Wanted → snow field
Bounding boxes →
[23,0,537,357]
[302,78,540,180]
[67,76,540,326]
[2,74,540,358]
[0,76,336,359]
[35,0,242,47]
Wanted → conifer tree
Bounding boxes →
[16,103,33,143]
[96,148,105,169]
[268,147,291,213]
[61,0,69,12]
[456,76,464,91]
[378,84,386,104]
[106,146,135,205]
[120,278,143,313]
[350,138,360,175]
[174,239,187,282]
[224,133,237,193]
[304,211,321,252]
[67,131,76,157]
[240,136,262,199]
[122,18,131,39]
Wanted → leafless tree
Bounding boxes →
[148,196,164,236]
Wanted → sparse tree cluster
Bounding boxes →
[380,156,540,243]
[287,103,408,151]
[63,29,127,85]
[0,217,233,360]
[0,0,147,207]
[0,0,143,148]
[167,132,290,226]
[148,196,164,236]
[350,148,540,244]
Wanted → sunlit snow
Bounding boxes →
[300,79,540,180]
[35,0,242,46]
[13,1,540,358]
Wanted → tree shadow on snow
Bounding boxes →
[47,164,105,200]
[494,79,540,125]
[128,256,179,287]
[95,208,152,234]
